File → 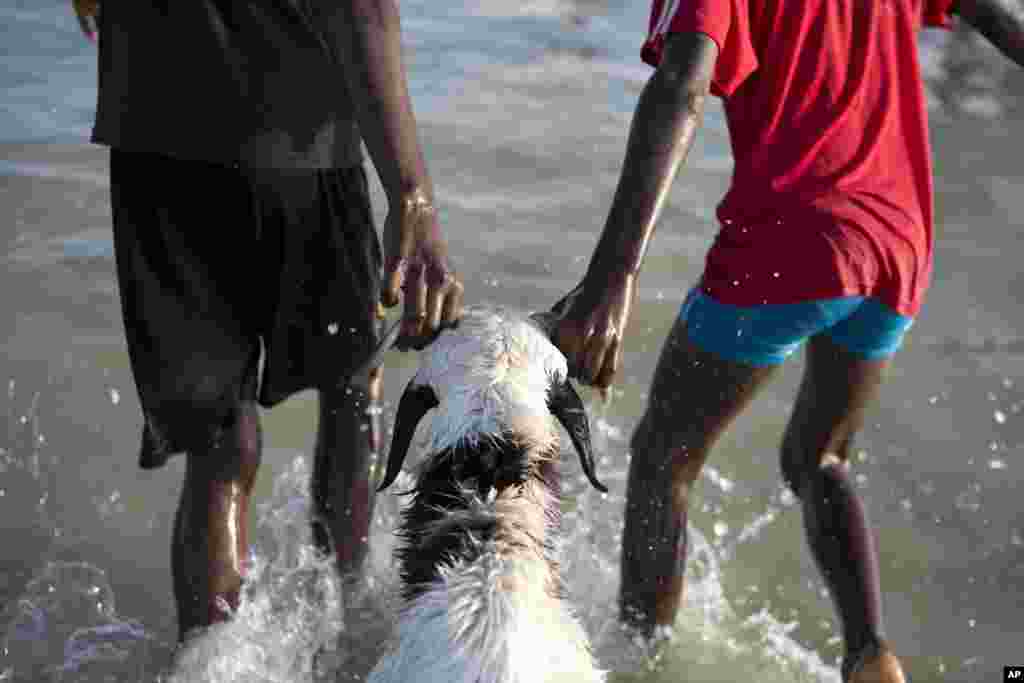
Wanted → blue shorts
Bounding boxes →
[681,289,914,366]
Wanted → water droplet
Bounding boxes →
[955,484,982,513]
[108,388,120,405]
[731,280,739,286]
[772,271,780,278]
[327,322,339,335]
[968,618,976,628]
[704,466,735,493]
[994,410,1007,424]
[989,458,1007,470]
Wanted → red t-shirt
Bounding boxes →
[642,0,955,317]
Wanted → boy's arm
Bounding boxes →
[337,0,463,346]
[954,0,1024,67]
[580,32,718,294]
[552,31,719,388]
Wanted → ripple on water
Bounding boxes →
[1,562,157,682]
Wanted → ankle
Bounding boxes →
[618,597,679,640]
[844,639,906,683]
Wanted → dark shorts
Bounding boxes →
[110,150,382,468]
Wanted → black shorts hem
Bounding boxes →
[110,149,382,469]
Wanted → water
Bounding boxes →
[2,1,1023,681]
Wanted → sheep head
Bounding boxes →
[377,306,606,493]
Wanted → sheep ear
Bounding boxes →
[548,378,607,493]
[529,286,582,337]
[377,380,439,491]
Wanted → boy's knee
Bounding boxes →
[630,413,705,494]
[192,401,263,485]
[780,430,849,498]
[234,401,262,460]
[630,412,677,466]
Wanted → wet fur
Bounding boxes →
[367,307,604,683]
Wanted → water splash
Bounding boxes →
[0,384,845,683]
[559,457,841,683]
[1,562,158,683]
[164,455,399,683]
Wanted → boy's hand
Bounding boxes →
[381,190,464,350]
[72,0,99,41]
[551,273,637,391]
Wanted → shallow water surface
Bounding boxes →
[2,1,1023,682]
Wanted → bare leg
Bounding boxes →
[311,367,381,582]
[780,335,905,682]
[172,401,262,642]
[620,319,777,636]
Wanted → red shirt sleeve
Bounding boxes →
[641,0,758,97]
[921,0,956,28]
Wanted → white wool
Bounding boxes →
[370,306,604,683]
[367,544,602,683]
[410,306,568,456]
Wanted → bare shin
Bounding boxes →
[801,459,885,678]
[619,322,775,635]
[781,335,889,674]
[311,367,381,581]
[173,401,262,642]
